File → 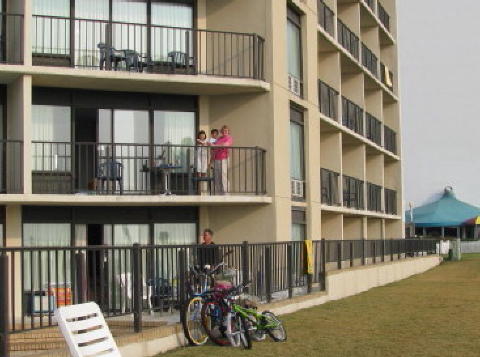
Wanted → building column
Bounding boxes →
[5,205,22,320]
[7,0,32,65]
[7,75,32,194]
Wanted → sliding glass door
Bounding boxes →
[32,0,70,55]
[74,0,109,68]
[151,1,194,62]
[153,110,194,171]
[32,105,71,172]
[98,109,149,193]
[112,0,148,64]
[23,223,72,292]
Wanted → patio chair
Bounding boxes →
[167,51,194,73]
[123,49,150,72]
[55,302,121,357]
[96,160,123,194]
[97,43,125,71]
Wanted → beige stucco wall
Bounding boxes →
[0,0,403,244]
[343,216,363,240]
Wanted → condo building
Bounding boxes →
[0,0,402,250]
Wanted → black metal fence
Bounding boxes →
[366,112,382,146]
[343,175,365,210]
[0,239,438,340]
[0,13,24,64]
[378,2,390,31]
[342,96,364,135]
[321,168,340,206]
[31,142,266,196]
[367,182,382,212]
[0,140,23,194]
[32,15,265,80]
[317,0,335,37]
[318,80,339,120]
[337,20,359,60]
[361,42,378,77]
[384,125,397,154]
[385,188,397,215]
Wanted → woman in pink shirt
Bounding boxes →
[211,125,233,194]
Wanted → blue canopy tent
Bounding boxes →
[405,187,480,238]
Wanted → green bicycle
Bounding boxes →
[231,301,287,342]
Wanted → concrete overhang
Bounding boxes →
[0,65,271,95]
[0,194,273,206]
[321,204,401,220]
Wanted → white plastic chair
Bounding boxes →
[55,302,121,357]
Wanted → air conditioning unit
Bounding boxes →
[288,74,302,97]
[291,179,305,198]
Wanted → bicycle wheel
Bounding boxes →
[239,315,253,349]
[201,301,230,346]
[244,314,266,341]
[262,311,287,342]
[181,297,208,346]
[225,314,251,349]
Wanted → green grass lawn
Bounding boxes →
[164,255,480,357]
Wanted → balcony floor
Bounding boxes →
[0,65,270,95]
[0,193,272,206]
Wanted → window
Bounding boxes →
[290,106,305,198]
[292,209,306,241]
[154,111,195,146]
[154,111,195,174]
[287,7,302,95]
[32,105,71,172]
[32,0,70,55]
[154,223,196,245]
[23,223,72,290]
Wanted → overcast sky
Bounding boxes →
[397,0,480,208]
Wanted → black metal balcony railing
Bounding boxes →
[361,43,378,77]
[0,13,24,64]
[342,97,364,135]
[318,80,339,120]
[378,2,390,31]
[31,142,266,196]
[343,175,364,210]
[367,182,382,212]
[317,0,335,37]
[321,168,340,206]
[380,62,394,90]
[384,125,397,154]
[337,20,359,60]
[385,188,397,215]
[365,0,376,12]
[366,112,382,146]
[32,15,265,80]
[0,140,23,194]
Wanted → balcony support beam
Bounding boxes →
[7,75,32,194]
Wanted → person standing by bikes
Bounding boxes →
[197,228,219,267]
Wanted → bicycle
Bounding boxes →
[232,303,287,342]
[201,281,252,348]
[181,253,232,346]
